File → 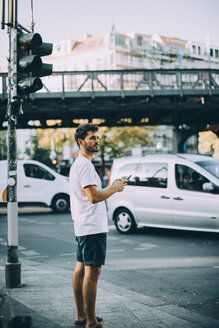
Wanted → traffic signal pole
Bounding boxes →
[5,0,21,288]
[2,0,53,288]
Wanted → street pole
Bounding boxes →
[5,0,21,288]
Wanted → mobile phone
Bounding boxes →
[122,174,132,180]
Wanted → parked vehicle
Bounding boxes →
[107,154,219,234]
[0,160,70,213]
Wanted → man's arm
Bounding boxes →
[84,179,127,204]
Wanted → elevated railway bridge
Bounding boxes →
[1,69,219,151]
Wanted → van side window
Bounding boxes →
[175,164,219,194]
[136,163,168,188]
[24,164,55,181]
[118,164,137,185]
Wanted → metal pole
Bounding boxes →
[1,0,5,29]
[5,0,21,289]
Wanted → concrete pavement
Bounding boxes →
[1,256,219,328]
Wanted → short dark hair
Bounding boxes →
[75,123,99,146]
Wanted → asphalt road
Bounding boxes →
[0,208,219,321]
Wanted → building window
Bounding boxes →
[87,41,94,48]
[110,54,114,65]
[192,45,196,54]
[85,61,89,70]
[215,49,219,58]
[96,58,102,70]
[139,57,143,67]
[61,43,67,53]
[129,55,133,66]
[198,46,201,55]
[76,43,84,51]
[137,35,143,47]
[210,48,214,57]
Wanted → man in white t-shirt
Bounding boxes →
[69,123,127,328]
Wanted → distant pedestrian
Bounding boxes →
[69,123,127,328]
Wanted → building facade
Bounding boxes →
[49,26,219,71]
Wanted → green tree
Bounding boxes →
[25,135,52,167]
[24,126,154,176]
[98,126,154,176]
[198,131,219,159]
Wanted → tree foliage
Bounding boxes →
[25,126,154,164]
[36,128,75,152]
[25,135,52,167]
[198,131,219,159]
[99,126,154,160]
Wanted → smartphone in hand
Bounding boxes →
[122,174,132,180]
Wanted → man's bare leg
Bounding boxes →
[73,261,86,321]
[83,265,102,328]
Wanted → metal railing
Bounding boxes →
[1,69,219,99]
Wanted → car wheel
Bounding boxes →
[114,208,137,234]
[51,194,70,213]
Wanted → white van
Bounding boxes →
[0,160,70,213]
[107,154,219,234]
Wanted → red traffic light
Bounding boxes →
[18,33,42,50]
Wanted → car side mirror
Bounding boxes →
[202,182,214,192]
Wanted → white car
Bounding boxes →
[0,160,70,213]
[107,154,219,234]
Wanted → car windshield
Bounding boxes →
[196,160,219,178]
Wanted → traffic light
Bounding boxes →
[17,32,53,98]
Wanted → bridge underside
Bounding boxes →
[1,69,219,152]
[1,93,219,130]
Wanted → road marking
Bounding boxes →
[107,236,120,240]
[60,253,74,256]
[27,255,49,259]
[108,248,125,252]
[1,241,7,246]
[134,247,152,251]
[106,256,219,270]
[134,243,157,250]
[19,218,53,225]
[120,239,136,245]
[21,250,40,256]
[19,246,26,250]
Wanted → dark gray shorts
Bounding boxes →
[76,233,107,266]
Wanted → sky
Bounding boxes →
[0,0,219,67]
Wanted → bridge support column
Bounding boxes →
[172,126,199,153]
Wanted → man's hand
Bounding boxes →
[84,179,127,204]
[112,179,127,192]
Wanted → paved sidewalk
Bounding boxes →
[0,258,219,328]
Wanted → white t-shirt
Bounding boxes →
[69,156,109,237]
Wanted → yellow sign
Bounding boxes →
[2,187,7,201]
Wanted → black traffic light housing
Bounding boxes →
[17,32,53,98]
